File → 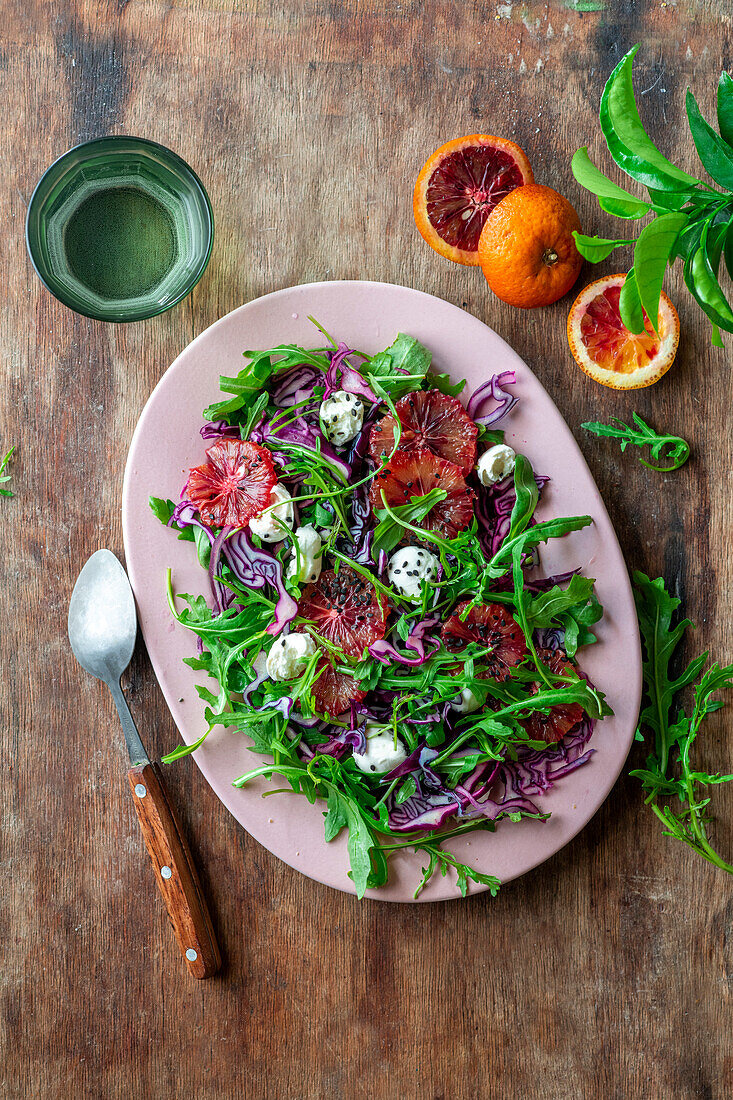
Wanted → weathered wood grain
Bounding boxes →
[1,1,732,1097]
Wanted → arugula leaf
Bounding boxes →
[582,414,690,472]
[412,842,501,899]
[239,391,270,438]
[204,345,330,421]
[323,787,348,842]
[506,454,539,543]
[525,574,597,629]
[486,514,593,581]
[372,487,447,554]
[149,497,197,543]
[425,371,466,397]
[365,333,431,400]
[632,572,733,874]
[0,446,14,497]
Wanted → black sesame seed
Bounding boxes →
[393,569,401,575]
[370,764,377,772]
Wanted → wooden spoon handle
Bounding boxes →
[128,763,221,979]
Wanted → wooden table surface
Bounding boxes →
[3,2,732,1097]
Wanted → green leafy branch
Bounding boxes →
[572,46,733,345]
[631,572,733,874]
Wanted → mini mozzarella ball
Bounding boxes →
[476,444,516,487]
[451,687,482,714]
[352,722,408,775]
[287,524,323,583]
[265,633,317,681]
[319,390,364,447]
[387,546,440,599]
[249,483,294,542]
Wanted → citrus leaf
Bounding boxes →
[598,195,652,220]
[724,221,733,281]
[572,231,635,262]
[684,232,733,333]
[685,89,733,190]
[711,323,724,347]
[647,186,698,212]
[600,46,701,192]
[571,147,651,217]
[671,215,705,263]
[717,71,733,147]
[632,212,687,333]
[694,221,733,330]
[618,268,646,335]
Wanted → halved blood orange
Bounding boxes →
[369,449,475,540]
[369,390,478,474]
[298,566,388,659]
[442,602,527,682]
[413,135,534,266]
[567,274,680,390]
[187,439,276,527]
[311,658,366,717]
[521,649,584,744]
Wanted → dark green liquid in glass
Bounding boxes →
[63,185,177,301]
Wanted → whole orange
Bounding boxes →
[478,183,583,308]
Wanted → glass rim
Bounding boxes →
[25,134,214,322]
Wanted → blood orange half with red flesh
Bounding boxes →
[369,390,478,475]
[442,602,527,682]
[187,439,276,527]
[567,274,679,390]
[311,658,366,717]
[298,566,388,659]
[413,135,534,266]
[522,648,584,744]
[369,449,475,540]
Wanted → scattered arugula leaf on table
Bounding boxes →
[572,45,733,344]
[0,446,14,497]
[631,572,733,874]
[582,414,690,472]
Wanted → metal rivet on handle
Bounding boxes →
[160,865,172,879]
[134,784,147,798]
[186,949,198,962]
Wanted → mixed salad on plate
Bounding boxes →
[150,324,611,897]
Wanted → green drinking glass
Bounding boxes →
[26,136,214,322]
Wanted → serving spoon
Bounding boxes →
[68,549,221,979]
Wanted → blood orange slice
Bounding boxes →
[369,449,475,540]
[442,602,527,681]
[298,566,388,659]
[311,658,366,717]
[413,135,534,266]
[521,649,584,743]
[187,439,277,527]
[369,390,478,475]
[567,274,679,389]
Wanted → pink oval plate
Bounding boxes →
[122,280,641,902]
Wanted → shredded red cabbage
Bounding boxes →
[466,370,518,426]
[222,529,298,635]
[368,615,441,667]
[324,344,378,403]
[271,365,324,407]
